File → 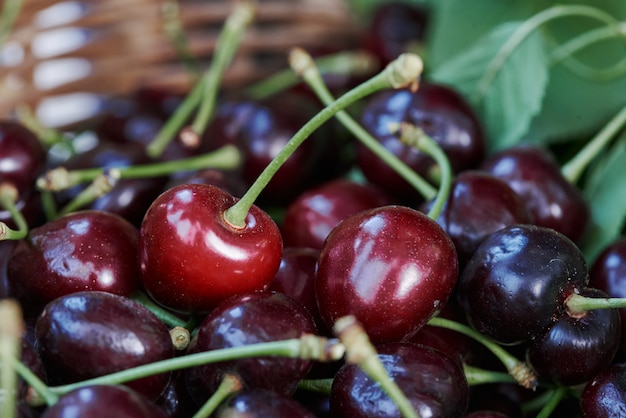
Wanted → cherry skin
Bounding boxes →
[315,205,458,343]
[581,362,626,417]
[0,121,47,195]
[215,388,317,418]
[480,145,590,243]
[36,291,175,400]
[457,224,588,345]
[7,210,141,319]
[184,291,317,406]
[281,179,394,250]
[40,385,170,418]
[357,83,485,202]
[330,341,469,418]
[138,183,283,313]
[526,287,621,386]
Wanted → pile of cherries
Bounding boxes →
[1,2,626,418]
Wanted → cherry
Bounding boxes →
[315,205,458,343]
[330,341,469,417]
[526,286,621,386]
[426,170,533,265]
[357,83,485,202]
[164,167,248,199]
[457,224,588,345]
[36,291,174,400]
[480,145,590,243]
[214,388,317,418]
[7,210,141,319]
[40,384,170,418]
[0,121,47,196]
[184,291,317,405]
[581,362,626,417]
[281,178,394,250]
[138,183,283,313]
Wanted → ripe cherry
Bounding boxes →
[581,362,626,417]
[215,388,317,418]
[138,183,282,313]
[315,205,458,343]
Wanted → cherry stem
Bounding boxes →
[192,373,243,418]
[565,291,626,315]
[41,335,344,401]
[463,364,516,386]
[15,105,69,150]
[334,315,421,418]
[37,145,242,192]
[56,171,120,217]
[162,0,201,78]
[170,326,191,351]
[393,122,452,220]
[0,299,23,418]
[246,49,380,100]
[0,183,28,240]
[561,104,626,184]
[427,316,538,390]
[12,359,58,407]
[189,0,256,137]
[290,47,437,202]
[223,52,425,228]
[297,378,334,395]
[534,386,568,418]
[0,0,21,48]
[132,292,188,329]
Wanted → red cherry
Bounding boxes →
[138,183,283,313]
[315,205,458,343]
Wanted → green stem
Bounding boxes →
[37,145,242,192]
[15,105,69,150]
[245,49,380,100]
[190,0,256,136]
[475,4,618,102]
[56,172,120,217]
[47,335,343,396]
[463,364,516,386]
[393,123,452,220]
[0,184,28,240]
[334,315,420,418]
[297,378,334,395]
[561,104,626,184]
[192,374,242,418]
[223,53,424,228]
[290,47,437,202]
[427,316,538,390]
[132,292,188,329]
[0,0,21,48]
[12,359,58,407]
[162,0,201,78]
[535,386,568,418]
[566,292,626,315]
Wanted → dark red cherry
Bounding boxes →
[330,341,469,418]
[357,84,485,202]
[589,237,626,355]
[36,291,174,400]
[215,388,317,418]
[0,121,47,195]
[457,224,588,345]
[581,362,626,417]
[138,183,283,313]
[281,179,394,250]
[8,210,141,319]
[361,2,430,66]
[164,168,248,198]
[427,170,532,265]
[315,205,458,343]
[0,240,17,298]
[41,385,169,418]
[184,291,317,406]
[480,145,590,243]
[526,287,621,386]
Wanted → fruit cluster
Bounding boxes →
[1,1,626,418]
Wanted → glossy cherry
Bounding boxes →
[184,291,317,406]
[36,291,174,400]
[315,205,458,343]
[581,362,626,417]
[138,183,283,313]
[281,179,394,250]
[330,341,469,417]
[215,388,317,418]
[0,121,47,195]
[480,145,590,243]
[457,224,588,345]
[8,210,141,318]
[526,287,621,386]
[41,385,170,418]
[357,83,485,202]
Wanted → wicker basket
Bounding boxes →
[0,0,362,124]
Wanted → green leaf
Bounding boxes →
[429,22,550,151]
[580,135,626,264]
